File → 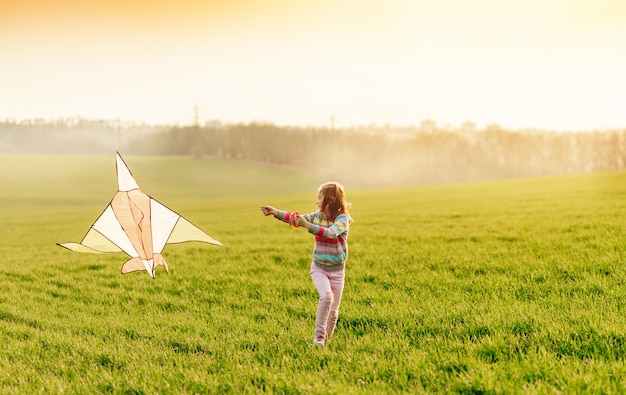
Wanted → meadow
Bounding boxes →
[0,154,625,394]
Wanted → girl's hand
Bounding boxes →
[295,214,310,229]
[260,206,276,216]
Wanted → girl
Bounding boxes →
[260,181,352,347]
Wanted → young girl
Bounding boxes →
[260,181,352,346]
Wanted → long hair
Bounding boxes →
[318,181,352,223]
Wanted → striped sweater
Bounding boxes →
[276,210,349,271]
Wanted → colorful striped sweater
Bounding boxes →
[276,210,349,271]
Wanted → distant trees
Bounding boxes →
[1,118,625,186]
[0,118,161,154]
[124,123,626,186]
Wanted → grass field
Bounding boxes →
[1,154,625,394]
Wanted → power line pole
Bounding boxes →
[117,118,121,151]
[192,104,201,158]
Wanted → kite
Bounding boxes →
[58,153,223,278]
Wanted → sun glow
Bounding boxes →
[2,0,626,130]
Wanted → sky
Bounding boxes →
[1,0,626,130]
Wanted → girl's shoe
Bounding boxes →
[313,335,325,346]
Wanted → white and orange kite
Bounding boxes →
[58,153,223,278]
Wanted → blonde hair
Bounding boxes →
[318,181,352,223]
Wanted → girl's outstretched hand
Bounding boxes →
[260,206,277,216]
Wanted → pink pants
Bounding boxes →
[310,262,345,339]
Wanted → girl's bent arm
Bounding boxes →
[306,214,349,239]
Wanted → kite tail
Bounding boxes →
[121,257,146,275]
[153,253,169,274]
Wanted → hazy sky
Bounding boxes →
[2,0,626,130]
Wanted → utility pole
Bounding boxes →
[192,104,200,158]
[117,118,121,151]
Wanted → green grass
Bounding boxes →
[1,154,626,393]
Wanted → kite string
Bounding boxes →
[289,211,300,228]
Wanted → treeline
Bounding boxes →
[125,123,626,186]
[0,118,161,154]
[2,119,625,186]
